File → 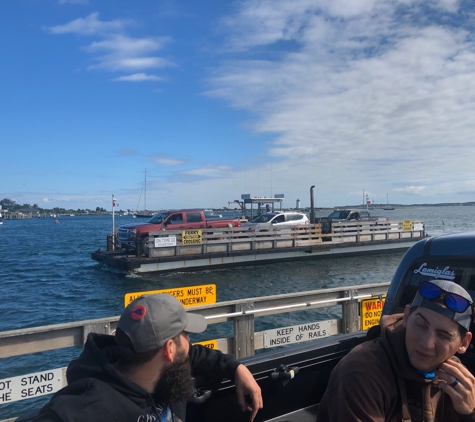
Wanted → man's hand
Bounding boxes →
[436,359,475,414]
[234,364,263,422]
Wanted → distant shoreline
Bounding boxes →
[332,202,475,209]
[1,202,474,217]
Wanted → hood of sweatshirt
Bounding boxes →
[66,333,154,407]
[379,314,426,383]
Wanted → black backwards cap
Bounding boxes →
[116,294,207,353]
[411,279,473,331]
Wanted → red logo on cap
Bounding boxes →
[131,305,146,321]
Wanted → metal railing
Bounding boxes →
[0,283,390,360]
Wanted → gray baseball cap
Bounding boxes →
[117,294,207,353]
[411,279,473,331]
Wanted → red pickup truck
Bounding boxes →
[117,209,241,255]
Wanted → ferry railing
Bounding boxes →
[0,282,390,360]
[0,283,390,419]
[143,219,425,257]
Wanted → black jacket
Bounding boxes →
[32,333,241,422]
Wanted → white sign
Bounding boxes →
[264,320,332,348]
[154,236,177,247]
[414,223,423,231]
[0,368,65,404]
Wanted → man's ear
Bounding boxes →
[402,305,411,327]
[458,332,472,355]
[162,338,176,363]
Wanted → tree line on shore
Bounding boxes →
[0,198,108,214]
[2,197,474,216]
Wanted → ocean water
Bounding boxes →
[0,205,474,419]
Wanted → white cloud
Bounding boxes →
[112,73,165,82]
[92,57,173,72]
[220,0,387,52]
[395,186,426,194]
[434,0,460,13]
[182,165,232,177]
[150,155,186,166]
[46,14,174,78]
[46,12,124,36]
[85,35,171,56]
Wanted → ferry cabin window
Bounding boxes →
[393,258,475,314]
[187,212,202,223]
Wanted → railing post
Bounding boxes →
[341,289,359,333]
[233,302,255,358]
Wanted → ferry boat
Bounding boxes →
[92,217,425,274]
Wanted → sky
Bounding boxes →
[1,0,475,211]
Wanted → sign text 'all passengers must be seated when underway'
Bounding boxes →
[124,284,216,308]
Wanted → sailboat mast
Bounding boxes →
[144,169,147,211]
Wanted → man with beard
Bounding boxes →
[32,294,263,422]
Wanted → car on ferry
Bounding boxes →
[241,211,309,231]
[117,209,241,255]
[327,208,375,222]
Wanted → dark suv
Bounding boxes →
[328,209,374,222]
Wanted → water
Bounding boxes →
[0,206,474,418]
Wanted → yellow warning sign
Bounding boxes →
[360,295,386,330]
[182,230,203,245]
[192,340,218,350]
[124,284,216,308]
[402,220,413,231]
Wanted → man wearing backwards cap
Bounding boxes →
[33,294,263,422]
[317,279,475,421]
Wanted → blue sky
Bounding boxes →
[2,0,475,211]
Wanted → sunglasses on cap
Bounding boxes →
[419,281,472,313]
